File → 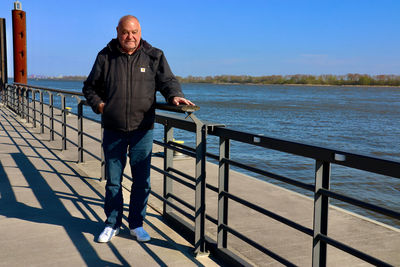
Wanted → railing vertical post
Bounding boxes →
[32,90,37,127]
[16,86,20,115]
[101,127,106,181]
[21,87,26,120]
[163,122,174,214]
[9,85,13,110]
[40,90,44,133]
[312,160,331,267]
[190,113,207,255]
[0,18,7,97]
[25,88,30,123]
[21,87,26,119]
[61,94,67,150]
[3,85,8,106]
[11,85,14,110]
[49,92,54,140]
[77,100,83,163]
[218,136,230,249]
[14,86,19,112]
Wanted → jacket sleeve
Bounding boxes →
[155,52,184,103]
[82,53,106,114]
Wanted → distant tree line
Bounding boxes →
[176,74,400,86]
[27,73,400,86]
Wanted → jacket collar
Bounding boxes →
[107,38,149,55]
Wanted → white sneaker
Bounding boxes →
[130,226,151,242]
[98,226,119,243]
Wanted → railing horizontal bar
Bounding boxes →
[168,193,218,225]
[168,193,195,212]
[14,83,84,96]
[221,224,297,267]
[155,102,200,113]
[169,167,196,183]
[167,142,197,158]
[222,191,313,236]
[165,166,218,195]
[167,141,196,155]
[320,188,400,220]
[223,158,315,192]
[149,191,196,224]
[318,234,392,267]
[155,111,197,133]
[151,165,196,190]
[166,140,219,161]
[164,198,195,221]
[153,139,197,158]
[212,127,400,179]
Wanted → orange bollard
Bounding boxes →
[12,1,27,84]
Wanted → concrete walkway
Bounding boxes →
[0,103,399,266]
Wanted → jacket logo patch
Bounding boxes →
[140,68,146,73]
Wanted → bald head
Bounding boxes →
[118,15,140,28]
[116,15,141,54]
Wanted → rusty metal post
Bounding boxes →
[12,1,27,84]
[0,18,8,96]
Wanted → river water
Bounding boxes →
[25,80,400,227]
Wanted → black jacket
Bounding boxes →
[82,39,184,131]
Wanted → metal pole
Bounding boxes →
[49,92,54,140]
[77,100,83,163]
[17,85,21,115]
[61,94,67,150]
[20,86,25,119]
[32,90,36,127]
[218,136,230,249]
[190,113,207,255]
[101,127,106,181]
[312,160,331,267]
[12,1,27,84]
[0,18,8,98]
[163,122,174,215]
[40,90,44,133]
[25,88,30,123]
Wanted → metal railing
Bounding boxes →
[1,83,399,267]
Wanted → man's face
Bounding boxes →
[117,18,141,54]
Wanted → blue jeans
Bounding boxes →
[102,128,153,229]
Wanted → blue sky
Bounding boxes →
[1,0,399,77]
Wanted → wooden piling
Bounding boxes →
[12,1,27,84]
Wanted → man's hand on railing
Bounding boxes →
[170,96,195,106]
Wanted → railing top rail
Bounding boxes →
[155,102,200,113]
[9,83,201,114]
[211,127,400,179]
[13,82,84,96]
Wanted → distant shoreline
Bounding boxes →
[22,78,400,88]
[201,82,400,88]
[16,73,400,88]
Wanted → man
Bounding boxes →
[82,15,194,243]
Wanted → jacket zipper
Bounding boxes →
[126,54,132,130]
